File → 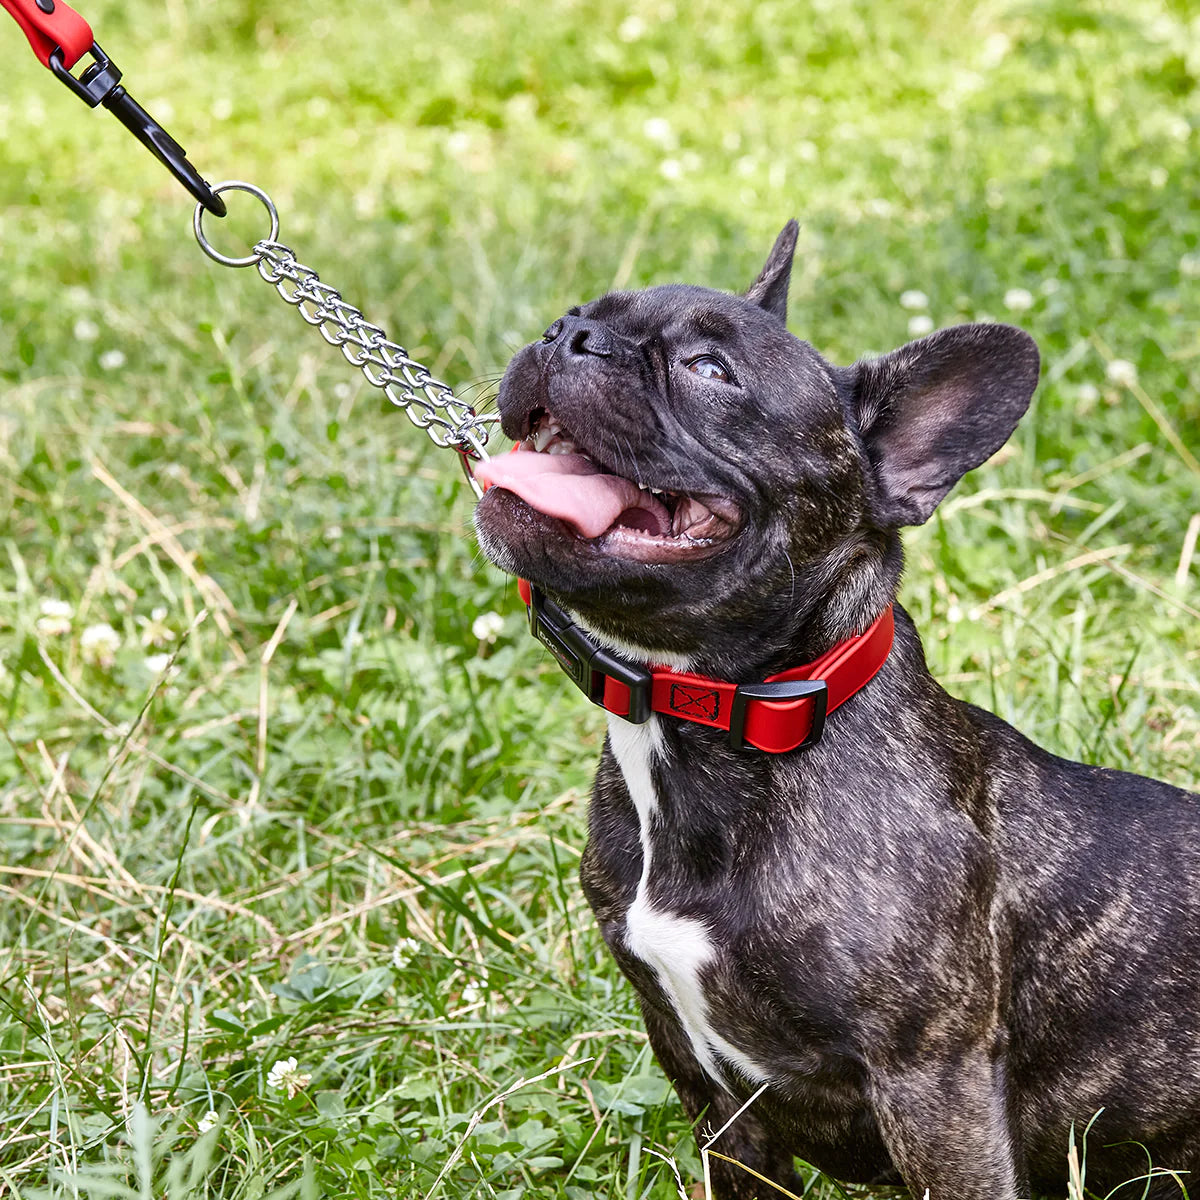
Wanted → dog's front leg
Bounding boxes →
[869,1048,1023,1200]
[640,1001,803,1200]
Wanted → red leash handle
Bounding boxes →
[2,0,92,69]
[1,0,227,215]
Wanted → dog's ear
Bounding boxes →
[840,323,1040,527]
[744,220,799,323]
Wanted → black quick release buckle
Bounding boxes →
[727,678,828,752]
[527,588,652,724]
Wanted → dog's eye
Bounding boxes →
[686,356,732,384]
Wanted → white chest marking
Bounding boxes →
[607,716,769,1088]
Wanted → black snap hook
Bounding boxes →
[48,40,227,217]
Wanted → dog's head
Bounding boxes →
[474,222,1039,672]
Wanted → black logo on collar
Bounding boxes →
[669,683,721,722]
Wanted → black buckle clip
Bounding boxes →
[527,587,651,724]
[727,678,828,752]
[48,41,227,216]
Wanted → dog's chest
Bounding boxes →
[607,717,770,1086]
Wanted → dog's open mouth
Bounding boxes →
[474,408,740,562]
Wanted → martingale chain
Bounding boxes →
[254,243,492,457]
[194,181,497,495]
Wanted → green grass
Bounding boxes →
[1,0,1197,1196]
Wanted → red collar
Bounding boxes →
[517,579,894,753]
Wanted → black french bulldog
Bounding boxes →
[472,221,1200,1200]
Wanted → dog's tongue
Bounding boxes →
[475,450,670,538]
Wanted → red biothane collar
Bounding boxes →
[517,579,895,753]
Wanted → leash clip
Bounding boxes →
[48,41,227,216]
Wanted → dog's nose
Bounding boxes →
[542,315,615,358]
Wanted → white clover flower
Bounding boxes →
[659,158,683,180]
[1003,288,1034,313]
[618,14,646,41]
[643,116,672,145]
[73,318,100,342]
[1179,254,1200,279]
[1149,167,1168,189]
[899,290,929,311]
[80,622,121,668]
[211,97,234,121]
[98,349,126,370]
[197,1110,219,1134]
[1164,114,1190,141]
[907,314,935,338]
[144,652,174,676]
[472,611,504,644]
[504,94,537,124]
[137,606,174,648]
[147,98,175,123]
[1106,359,1138,388]
[391,937,424,970]
[353,189,378,219]
[266,1056,311,1098]
[36,598,74,638]
[980,31,1011,67]
[449,966,488,1009]
[1076,382,1100,405]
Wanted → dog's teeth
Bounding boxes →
[530,426,555,452]
[546,440,577,455]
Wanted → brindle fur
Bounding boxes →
[473,222,1200,1200]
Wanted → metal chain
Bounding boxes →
[193,181,498,496]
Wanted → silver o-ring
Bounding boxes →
[193,181,280,268]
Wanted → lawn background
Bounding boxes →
[0,0,1197,1196]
